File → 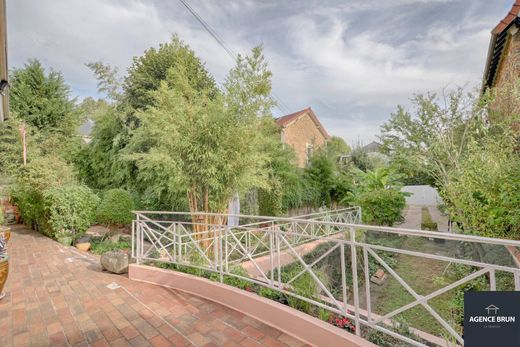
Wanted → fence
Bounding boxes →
[131,209,520,347]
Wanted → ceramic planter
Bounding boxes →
[0,226,10,243]
[0,255,8,295]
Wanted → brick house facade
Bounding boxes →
[276,107,330,167]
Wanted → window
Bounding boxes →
[306,143,314,164]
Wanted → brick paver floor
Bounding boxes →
[0,225,307,347]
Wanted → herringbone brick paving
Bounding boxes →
[0,225,308,347]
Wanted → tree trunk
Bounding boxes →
[186,186,230,255]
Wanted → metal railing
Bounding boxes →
[131,209,520,347]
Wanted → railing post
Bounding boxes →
[135,214,141,264]
[349,227,361,335]
[219,225,224,283]
[177,225,182,262]
[140,218,144,260]
[340,243,347,316]
[363,247,372,323]
[131,218,135,260]
[172,223,177,263]
[325,214,331,235]
[270,222,275,287]
[225,226,229,273]
[276,227,281,286]
[489,269,496,291]
[247,228,251,254]
[213,226,218,271]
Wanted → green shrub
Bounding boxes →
[90,236,130,255]
[258,185,283,217]
[96,189,134,226]
[420,207,438,231]
[10,156,75,232]
[15,155,74,193]
[355,189,406,226]
[284,267,330,314]
[10,184,46,232]
[365,318,420,347]
[223,266,253,290]
[43,184,100,240]
[258,286,285,302]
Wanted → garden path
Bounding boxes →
[398,204,449,232]
[397,205,422,229]
[0,224,306,347]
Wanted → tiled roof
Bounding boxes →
[275,107,331,139]
[482,1,520,90]
[275,107,311,127]
[493,0,520,34]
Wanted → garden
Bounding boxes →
[0,36,410,254]
[1,33,519,347]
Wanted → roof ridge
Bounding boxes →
[492,0,520,34]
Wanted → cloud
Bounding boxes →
[7,0,511,143]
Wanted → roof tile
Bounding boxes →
[275,107,310,126]
[492,0,520,34]
[275,107,330,139]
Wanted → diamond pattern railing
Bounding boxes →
[131,209,520,347]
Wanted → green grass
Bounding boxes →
[90,236,130,255]
[371,236,459,337]
[420,207,438,231]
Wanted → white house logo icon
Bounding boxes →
[485,304,499,315]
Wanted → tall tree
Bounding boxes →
[443,124,520,239]
[224,45,275,118]
[303,153,336,207]
[379,89,482,187]
[123,35,217,110]
[258,117,303,216]
[9,59,79,134]
[78,37,220,195]
[126,46,273,231]
[85,62,122,102]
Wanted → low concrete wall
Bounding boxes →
[402,185,443,206]
[129,264,375,347]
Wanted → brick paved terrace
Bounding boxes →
[0,225,308,347]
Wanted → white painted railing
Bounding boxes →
[131,209,520,347]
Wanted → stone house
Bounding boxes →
[276,107,330,167]
[482,0,520,91]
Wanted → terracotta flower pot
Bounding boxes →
[0,255,8,295]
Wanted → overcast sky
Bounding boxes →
[7,0,514,144]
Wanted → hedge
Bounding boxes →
[10,156,99,240]
[355,188,406,226]
[43,184,100,240]
[96,188,134,226]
